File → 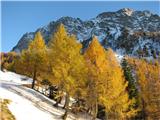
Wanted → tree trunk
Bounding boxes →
[63,93,70,109]
[142,99,146,120]
[49,86,54,99]
[62,93,70,120]
[105,112,108,120]
[44,86,47,95]
[63,109,68,120]
[1,61,5,72]
[37,85,39,91]
[32,68,37,89]
[92,98,98,120]
[54,96,62,107]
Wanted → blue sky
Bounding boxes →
[1,1,160,52]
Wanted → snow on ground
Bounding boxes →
[115,52,124,63]
[0,70,91,120]
[115,53,124,63]
[0,71,32,85]
[0,86,54,120]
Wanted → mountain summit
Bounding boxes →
[12,8,160,58]
[117,8,134,16]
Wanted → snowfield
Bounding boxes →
[0,86,54,120]
[0,71,32,85]
[0,71,90,120]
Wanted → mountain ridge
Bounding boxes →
[12,8,160,58]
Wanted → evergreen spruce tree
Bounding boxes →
[121,57,141,119]
[121,58,139,99]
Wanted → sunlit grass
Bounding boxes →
[0,98,15,120]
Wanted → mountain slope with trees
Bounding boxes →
[1,23,160,120]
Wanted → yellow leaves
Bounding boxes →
[84,36,134,119]
[15,31,47,80]
[84,36,107,72]
[104,52,137,119]
[0,52,18,71]
[14,23,143,119]
[29,32,46,51]
[49,24,86,95]
[128,58,160,119]
[106,48,119,66]
[49,24,68,49]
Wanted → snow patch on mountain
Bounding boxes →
[121,8,134,16]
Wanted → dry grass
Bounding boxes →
[0,98,15,120]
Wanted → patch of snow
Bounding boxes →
[77,28,93,42]
[96,33,106,42]
[123,8,134,16]
[109,27,121,40]
[115,27,121,39]
[91,18,101,24]
[143,10,151,17]
[115,49,124,63]
[0,71,93,120]
[26,33,34,39]
[0,71,32,85]
[0,87,54,120]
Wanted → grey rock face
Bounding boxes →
[12,8,160,58]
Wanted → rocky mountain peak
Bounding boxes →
[118,8,134,16]
[12,8,160,59]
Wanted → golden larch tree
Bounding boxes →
[48,24,86,120]
[15,32,47,89]
[128,58,160,119]
[84,37,136,120]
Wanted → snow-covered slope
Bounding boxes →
[0,86,54,120]
[0,71,32,85]
[0,71,92,120]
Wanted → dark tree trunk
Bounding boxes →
[62,93,70,120]
[92,99,98,120]
[31,78,35,89]
[90,94,98,120]
[62,109,68,120]
[32,68,37,89]
[54,96,62,107]
[97,105,106,120]
[1,61,5,72]
[63,93,70,109]
[49,86,54,99]
[142,99,146,120]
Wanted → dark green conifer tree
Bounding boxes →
[121,57,141,119]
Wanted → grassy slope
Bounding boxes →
[0,98,15,120]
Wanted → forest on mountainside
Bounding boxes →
[1,24,160,120]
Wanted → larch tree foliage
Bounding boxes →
[84,36,108,120]
[15,32,47,89]
[128,58,160,120]
[102,49,137,120]
[48,24,86,120]
[0,52,18,72]
[84,37,137,120]
[14,50,31,76]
